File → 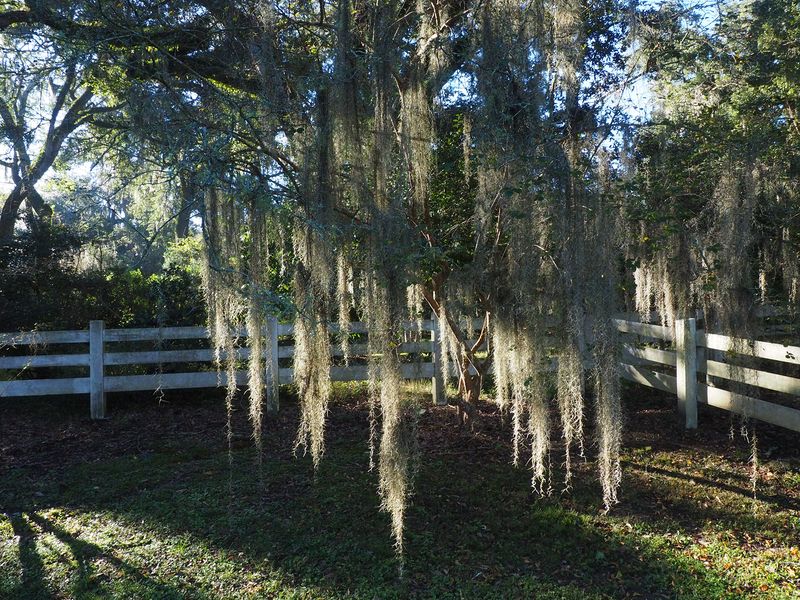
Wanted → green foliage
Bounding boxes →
[163,236,204,276]
[629,0,800,314]
[0,225,206,331]
[429,111,475,270]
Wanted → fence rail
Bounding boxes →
[2,316,800,433]
[618,316,800,433]
[0,317,446,418]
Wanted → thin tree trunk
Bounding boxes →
[455,358,482,427]
[176,173,194,239]
[0,186,24,244]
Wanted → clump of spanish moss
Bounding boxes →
[292,223,333,469]
[337,254,353,366]
[703,164,758,334]
[593,333,623,510]
[377,351,418,555]
[437,302,458,393]
[406,283,425,335]
[202,189,245,463]
[491,319,513,413]
[557,334,585,488]
[246,199,269,458]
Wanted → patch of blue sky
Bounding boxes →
[437,69,475,107]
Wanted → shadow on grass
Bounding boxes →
[6,512,47,598]
[623,460,800,512]
[2,511,203,599]
[28,513,197,600]
[5,390,794,598]
[2,441,740,599]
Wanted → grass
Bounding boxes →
[1,383,799,599]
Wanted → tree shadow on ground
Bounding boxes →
[3,438,739,598]
[622,460,800,511]
[1,510,205,599]
[5,512,47,598]
[2,391,796,598]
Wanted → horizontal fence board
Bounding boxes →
[622,344,677,367]
[620,364,678,394]
[326,321,434,335]
[105,370,247,392]
[107,341,438,364]
[278,342,435,359]
[329,341,434,358]
[0,330,89,345]
[0,377,90,397]
[278,362,434,384]
[105,320,442,340]
[613,319,673,341]
[278,320,438,337]
[104,327,210,342]
[333,362,434,381]
[699,332,800,366]
[105,361,436,392]
[406,319,435,331]
[396,341,434,353]
[699,384,800,433]
[7,314,791,349]
[105,348,217,365]
[0,353,90,369]
[700,359,800,396]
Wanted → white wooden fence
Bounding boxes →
[1,316,799,433]
[618,317,800,433]
[0,318,445,419]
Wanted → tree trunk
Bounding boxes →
[176,172,195,238]
[454,353,483,428]
[0,186,24,245]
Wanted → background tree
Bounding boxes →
[0,31,113,243]
[630,0,800,330]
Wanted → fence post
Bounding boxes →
[89,320,106,419]
[266,315,280,413]
[675,317,698,429]
[430,311,446,406]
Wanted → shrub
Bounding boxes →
[0,226,206,332]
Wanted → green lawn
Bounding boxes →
[1,385,798,599]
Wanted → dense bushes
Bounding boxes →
[0,225,206,332]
